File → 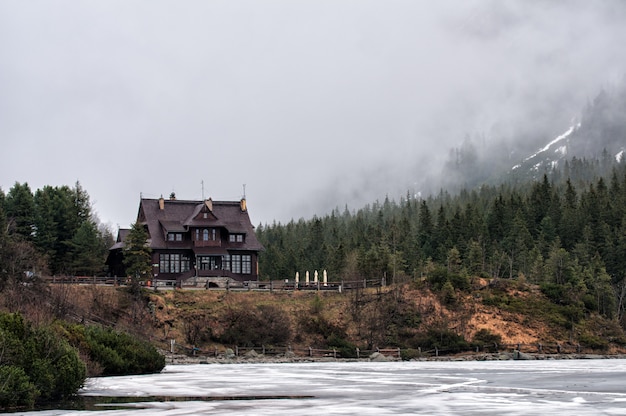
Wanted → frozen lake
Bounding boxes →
[15,359,626,415]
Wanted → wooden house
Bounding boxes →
[107,194,264,287]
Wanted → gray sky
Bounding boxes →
[2,1,626,229]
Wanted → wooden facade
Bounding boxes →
[107,195,264,286]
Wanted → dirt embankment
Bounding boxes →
[46,280,626,356]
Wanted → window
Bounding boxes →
[229,254,251,274]
[167,233,183,241]
[201,228,216,241]
[242,255,251,274]
[159,253,190,273]
[231,254,241,273]
[223,254,230,271]
[229,234,244,243]
[198,256,220,270]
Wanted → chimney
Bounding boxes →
[159,196,165,210]
[240,198,247,212]
[169,192,176,201]
[205,198,213,211]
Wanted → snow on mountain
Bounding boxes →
[512,122,580,171]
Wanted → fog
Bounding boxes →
[1,1,625,227]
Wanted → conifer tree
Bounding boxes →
[123,222,152,295]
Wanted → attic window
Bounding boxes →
[203,213,208,219]
[167,233,183,241]
[229,234,244,243]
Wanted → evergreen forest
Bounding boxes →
[0,181,113,279]
[256,157,626,327]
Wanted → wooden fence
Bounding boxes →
[168,340,594,360]
[44,275,385,292]
[170,342,403,360]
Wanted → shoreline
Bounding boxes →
[164,351,626,365]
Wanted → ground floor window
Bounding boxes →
[159,253,190,273]
[198,255,221,270]
[229,254,251,274]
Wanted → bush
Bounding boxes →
[578,333,609,351]
[63,324,165,376]
[427,267,449,291]
[0,366,38,409]
[326,334,358,358]
[471,328,502,348]
[216,304,292,347]
[0,312,86,410]
[540,283,567,304]
[410,327,469,354]
[400,348,423,361]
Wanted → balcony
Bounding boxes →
[194,239,222,248]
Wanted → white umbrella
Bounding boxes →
[295,272,299,285]
[305,271,309,285]
[323,269,328,286]
[314,270,318,284]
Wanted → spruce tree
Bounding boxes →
[123,222,152,295]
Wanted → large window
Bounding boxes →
[159,253,190,273]
[229,254,251,274]
[198,256,220,270]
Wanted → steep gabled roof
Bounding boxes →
[138,198,264,251]
[109,228,130,250]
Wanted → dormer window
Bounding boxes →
[167,233,183,241]
[229,233,244,243]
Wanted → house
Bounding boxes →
[107,194,264,287]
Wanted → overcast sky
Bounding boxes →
[2,1,626,229]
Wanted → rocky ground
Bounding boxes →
[163,349,626,365]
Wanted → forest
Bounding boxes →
[0,181,113,280]
[0,183,163,410]
[256,156,626,327]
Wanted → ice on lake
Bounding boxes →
[15,359,626,415]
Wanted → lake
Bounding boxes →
[13,359,626,415]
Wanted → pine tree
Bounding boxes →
[69,221,106,276]
[5,182,35,240]
[123,222,152,295]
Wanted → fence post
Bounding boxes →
[333,348,337,359]
[170,339,175,353]
[309,347,312,357]
[494,342,498,352]
[356,347,360,359]
[557,344,561,354]
[397,348,401,359]
[435,347,439,357]
[577,344,581,353]
[215,347,218,357]
[262,345,266,355]
[235,346,239,357]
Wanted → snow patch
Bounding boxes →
[616,150,624,163]
[512,122,580,171]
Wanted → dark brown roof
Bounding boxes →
[110,228,130,250]
[139,198,264,251]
